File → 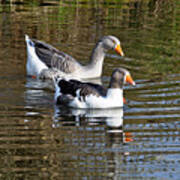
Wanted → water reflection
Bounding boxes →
[1,0,180,179]
[24,77,54,108]
[50,105,134,178]
[53,105,133,143]
[53,105,124,127]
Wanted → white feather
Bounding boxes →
[68,88,123,109]
[25,35,48,77]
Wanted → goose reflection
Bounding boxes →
[53,105,123,128]
[24,77,54,107]
[25,76,102,92]
[53,105,133,144]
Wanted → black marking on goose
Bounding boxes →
[58,79,107,101]
[55,67,136,109]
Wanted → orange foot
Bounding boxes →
[31,75,36,79]
[123,97,126,104]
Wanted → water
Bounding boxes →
[0,0,180,179]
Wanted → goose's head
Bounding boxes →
[100,35,124,56]
[109,67,135,89]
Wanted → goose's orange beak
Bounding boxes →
[115,44,124,56]
[125,74,136,86]
[123,97,126,104]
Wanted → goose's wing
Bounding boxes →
[58,79,107,100]
[32,39,80,73]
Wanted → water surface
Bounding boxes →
[0,0,180,179]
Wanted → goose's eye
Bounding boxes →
[112,39,116,45]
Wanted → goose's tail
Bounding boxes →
[25,34,34,47]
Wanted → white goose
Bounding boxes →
[54,67,135,109]
[25,35,124,80]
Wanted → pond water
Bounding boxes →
[0,0,180,179]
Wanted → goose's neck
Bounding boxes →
[90,42,106,64]
[108,79,123,89]
[84,43,106,78]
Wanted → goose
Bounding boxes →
[25,35,124,80]
[54,67,135,109]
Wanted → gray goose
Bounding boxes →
[25,35,124,80]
